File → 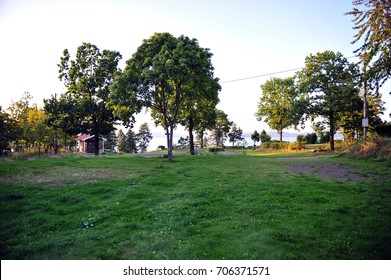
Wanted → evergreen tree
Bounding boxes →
[117,129,126,152]
[228,123,243,147]
[137,122,152,153]
[251,130,260,147]
[260,130,271,143]
[126,129,138,154]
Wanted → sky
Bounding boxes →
[1,0,390,142]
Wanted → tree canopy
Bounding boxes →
[45,43,122,155]
[109,32,220,161]
[346,0,391,91]
[297,51,360,151]
[256,77,302,143]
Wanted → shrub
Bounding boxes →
[347,137,391,160]
[305,133,317,144]
[208,146,225,153]
[261,142,271,149]
[270,142,281,149]
[289,141,304,151]
[297,135,306,143]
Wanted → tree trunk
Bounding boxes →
[329,113,335,151]
[199,130,204,149]
[94,134,100,156]
[279,129,283,143]
[188,117,195,155]
[54,131,59,155]
[167,126,174,162]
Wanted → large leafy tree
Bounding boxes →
[346,0,391,91]
[110,33,218,161]
[338,91,385,140]
[256,77,302,143]
[26,106,49,156]
[180,77,220,155]
[297,51,360,151]
[44,43,122,155]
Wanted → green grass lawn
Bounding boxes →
[0,152,390,259]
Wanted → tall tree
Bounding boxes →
[346,0,391,91]
[137,122,152,153]
[210,109,232,147]
[7,92,32,152]
[180,77,220,155]
[117,129,126,152]
[45,43,122,155]
[26,106,49,156]
[256,77,302,143]
[109,33,218,162]
[125,128,138,154]
[228,123,243,147]
[251,130,260,148]
[297,51,360,151]
[260,129,271,144]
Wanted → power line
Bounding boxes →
[221,67,303,83]
[221,55,358,84]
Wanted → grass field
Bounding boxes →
[0,151,390,259]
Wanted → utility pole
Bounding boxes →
[362,66,369,141]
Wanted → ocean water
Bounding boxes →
[146,130,344,151]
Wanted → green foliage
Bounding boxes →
[209,109,232,147]
[0,106,20,156]
[375,123,391,137]
[177,136,189,149]
[46,43,122,155]
[251,130,260,147]
[296,135,305,143]
[256,77,303,142]
[260,129,271,143]
[298,51,360,151]
[110,33,219,162]
[227,123,243,147]
[305,133,317,144]
[137,123,152,153]
[116,129,126,152]
[125,129,138,154]
[346,0,391,89]
[208,146,225,153]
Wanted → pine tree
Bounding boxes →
[126,129,138,154]
[137,123,152,153]
[117,129,126,152]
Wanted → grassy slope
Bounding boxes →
[0,153,390,259]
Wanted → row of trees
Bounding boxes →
[117,123,153,153]
[1,1,389,158]
[39,33,222,162]
[256,0,391,151]
[256,50,385,151]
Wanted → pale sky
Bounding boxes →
[1,0,390,138]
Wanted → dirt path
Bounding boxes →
[288,162,381,181]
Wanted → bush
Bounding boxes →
[208,146,225,153]
[305,133,317,144]
[289,141,304,151]
[297,135,306,143]
[261,142,271,149]
[347,137,391,160]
